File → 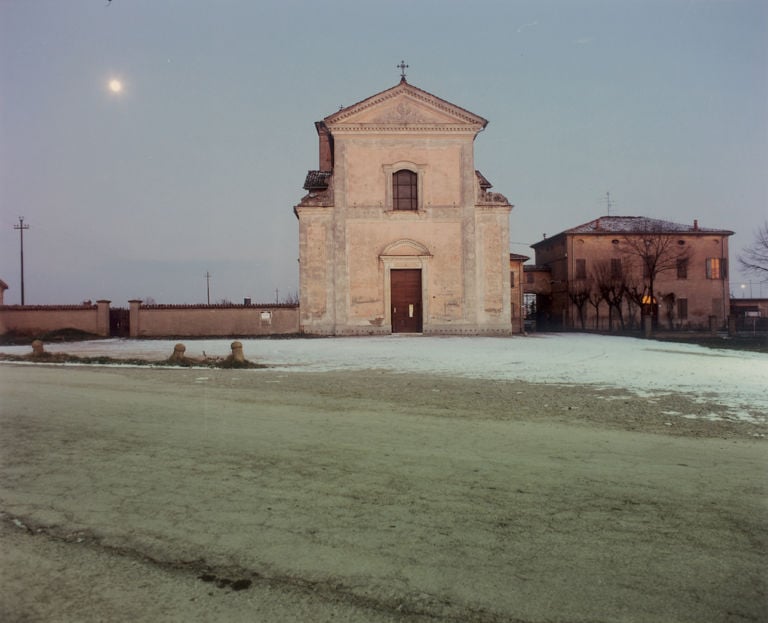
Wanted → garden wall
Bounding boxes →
[128,301,300,337]
[0,301,110,337]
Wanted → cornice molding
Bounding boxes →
[325,82,487,130]
[329,125,480,134]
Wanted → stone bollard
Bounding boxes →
[169,343,186,363]
[31,340,45,357]
[230,341,245,363]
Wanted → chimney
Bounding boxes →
[693,219,699,231]
[316,122,334,172]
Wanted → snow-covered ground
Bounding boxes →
[2,333,766,423]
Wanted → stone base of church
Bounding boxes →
[423,325,512,336]
[300,322,513,337]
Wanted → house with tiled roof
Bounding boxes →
[294,77,514,335]
[528,216,733,331]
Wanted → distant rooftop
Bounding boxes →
[509,252,530,262]
[533,216,734,247]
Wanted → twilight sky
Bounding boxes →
[1,0,766,305]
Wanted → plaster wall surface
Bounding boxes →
[129,306,299,338]
[0,305,105,337]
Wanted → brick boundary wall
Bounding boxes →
[128,301,300,338]
[0,301,300,338]
[0,301,109,336]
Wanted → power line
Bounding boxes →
[13,216,30,305]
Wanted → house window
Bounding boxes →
[677,259,688,279]
[610,259,622,279]
[510,271,515,288]
[393,169,418,211]
[706,258,728,280]
[526,272,534,284]
[677,298,688,320]
[575,259,587,280]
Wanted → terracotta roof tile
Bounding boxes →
[303,170,332,190]
[565,216,733,235]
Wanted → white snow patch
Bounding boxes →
[2,334,766,423]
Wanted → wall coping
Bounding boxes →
[0,305,97,311]
[139,303,299,310]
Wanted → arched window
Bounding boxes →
[393,169,418,211]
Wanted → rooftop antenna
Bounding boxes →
[397,60,409,80]
[605,191,614,216]
[205,271,211,304]
[13,216,30,305]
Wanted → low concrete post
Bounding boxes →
[31,340,45,356]
[169,343,186,363]
[230,341,245,363]
[96,300,111,337]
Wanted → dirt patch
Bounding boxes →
[0,365,766,622]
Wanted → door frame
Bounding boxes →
[390,268,423,333]
[379,239,431,334]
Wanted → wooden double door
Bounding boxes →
[390,269,422,333]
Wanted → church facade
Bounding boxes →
[294,78,513,335]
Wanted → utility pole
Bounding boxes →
[13,217,30,305]
[205,271,211,304]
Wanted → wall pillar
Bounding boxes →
[96,300,111,337]
[128,300,142,338]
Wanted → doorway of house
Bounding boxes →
[390,269,422,333]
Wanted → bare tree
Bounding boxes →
[620,257,643,329]
[621,230,691,327]
[592,260,625,331]
[739,221,768,276]
[567,279,591,329]
[280,290,300,305]
[586,280,604,330]
[661,292,676,330]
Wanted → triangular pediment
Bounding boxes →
[324,80,487,133]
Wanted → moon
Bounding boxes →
[108,79,123,93]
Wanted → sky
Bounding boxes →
[2,333,766,423]
[1,0,766,305]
